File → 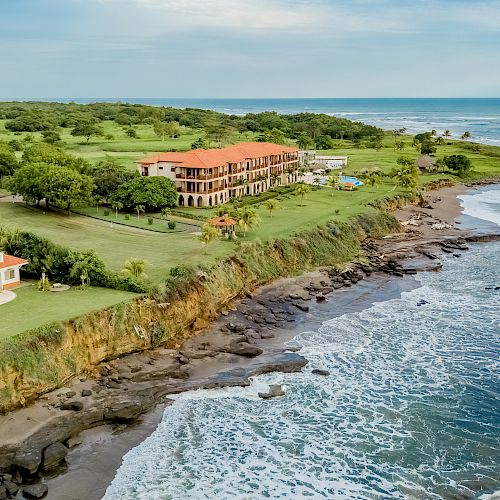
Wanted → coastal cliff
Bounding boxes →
[0,210,400,413]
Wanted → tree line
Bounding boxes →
[1,142,178,214]
[0,101,384,147]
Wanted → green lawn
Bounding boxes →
[0,283,138,339]
[0,203,233,283]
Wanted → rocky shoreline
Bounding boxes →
[1,185,499,499]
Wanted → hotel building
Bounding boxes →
[137,142,299,207]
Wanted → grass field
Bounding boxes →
[0,283,137,339]
[0,203,232,283]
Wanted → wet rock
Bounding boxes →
[60,401,83,411]
[312,369,330,376]
[4,481,19,496]
[245,330,261,339]
[130,366,142,373]
[66,437,83,448]
[42,443,68,470]
[316,294,326,303]
[221,343,263,357]
[258,384,286,399]
[293,303,309,312]
[13,449,42,476]
[260,332,275,339]
[105,380,122,390]
[22,483,48,499]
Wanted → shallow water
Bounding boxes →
[104,191,500,500]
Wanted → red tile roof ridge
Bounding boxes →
[138,142,298,169]
[0,254,28,269]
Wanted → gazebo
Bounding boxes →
[209,214,237,237]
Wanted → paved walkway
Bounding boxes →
[0,290,16,305]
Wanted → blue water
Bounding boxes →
[19,97,500,146]
[104,189,500,500]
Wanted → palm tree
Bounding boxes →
[294,182,312,201]
[111,200,123,219]
[326,174,340,195]
[70,259,93,287]
[264,198,280,217]
[312,176,321,187]
[435,136,444,145]
[461,131,471,141]
[238,208,261,236]
[198,224,218,252]
[431,129,437,136]
[443,130,451,137]
[122,258,147,278]
[135,205,145,221]
[364,168,382,189]
[391,160,419,192]
[160,207,171,221]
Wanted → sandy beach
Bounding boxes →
[1,182,499,500]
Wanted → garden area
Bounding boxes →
[0,283,137,340]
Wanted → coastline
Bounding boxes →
[1,183,499,499]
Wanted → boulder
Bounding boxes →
[316,294,326,303]
[293,303,309,312]
[42,443,68,470]
[0,485,7,500]
[81,389,92,397]
[13,449,42,476]
[258,384,286,399]
[312,369,330,376]
[60,401,83,411]
[221,343,263,357]
[4,481,19,496]
[22,483,48,499]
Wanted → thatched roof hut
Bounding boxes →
[415,155,437,172]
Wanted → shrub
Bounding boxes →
[124,214,130,220]
[103,210,110,216]
[168,221,176,230]
[148,217,154,225]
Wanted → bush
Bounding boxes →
[103,210,110,216]
[168,221,176,230]
[148,217,154,225]
[124,214,130,220]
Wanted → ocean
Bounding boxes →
[22,97,500,146]
[104,188,500,500]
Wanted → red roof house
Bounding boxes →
[0,252,28,291]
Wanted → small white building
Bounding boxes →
[0,252,28,290]
[299,150,348,170]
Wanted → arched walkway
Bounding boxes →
[178,194,184,206]
[197,196,203,207]
[188,195,194,207]
[209,196,213,206]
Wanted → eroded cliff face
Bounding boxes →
[0,212,400,413]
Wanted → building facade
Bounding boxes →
[0,252,28,290]
[137,142,299,207]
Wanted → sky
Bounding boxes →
[1,0,499,98]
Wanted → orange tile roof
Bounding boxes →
[138,142,298,169]
[0,254,28,269]
[209,215,237,227]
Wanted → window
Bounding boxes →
[159,166,164,170]
[6,269,15,280]
[171,167,176,173]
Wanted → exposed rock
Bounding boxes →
[42,442,68,470]
[312,369,330,376]
[260,332,275,339]
[0,485,7,500]
[64,391,76,398]
[13,449,42,476]
[258,384,286,399]
[81,389,92,397]
[293,303,309,312]
[316,294,326,303]
[22,483,48,499]
[66,437,83,449]
[59,401,83,411]
[4,481,19,496]
[221,343,264,357]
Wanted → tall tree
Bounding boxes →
[0,144,18,180]
[294,183,312,200]
[198,224,218,252]
[112,177,177,211]
[237,208,261,236]
[71,119,104,143]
